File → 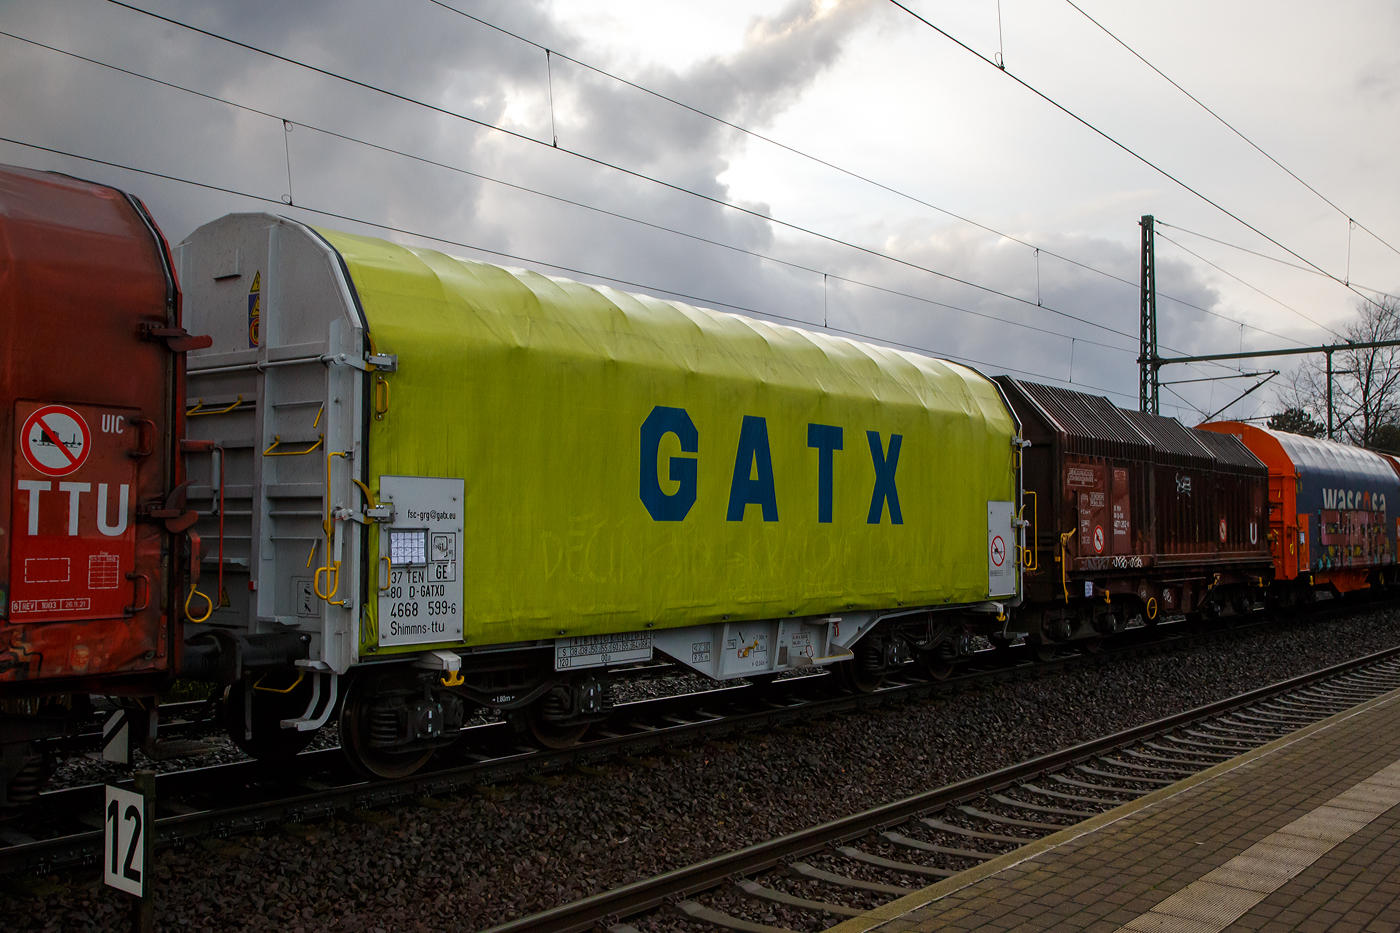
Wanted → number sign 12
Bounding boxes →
[104,784,146,896]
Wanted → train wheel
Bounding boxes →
[524,702,589,749]
[836,659,884,694]
[1033,641,1056,662]
[1081,637,1104,655]
[918,650,955,681]
[338,677,433,780]
[222,676,318,762]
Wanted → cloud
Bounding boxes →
[0,0,1343,424]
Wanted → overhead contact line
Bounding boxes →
[888,0,1365,333]
[101,0,1154,350]
[0,27,1133,361]
[425,0,1307,347]
[0,133,1142,407]
[1062,0,1400,265]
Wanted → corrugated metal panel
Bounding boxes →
[1120,409,1215,469]
[1193,429,1268,474]
[997,378,1151,461]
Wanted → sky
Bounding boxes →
[3,0,1399,424]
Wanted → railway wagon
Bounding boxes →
[1199,423,1400,602]
[0,165,201,805]
[175,213,1023,776]
[996,378,1271,654]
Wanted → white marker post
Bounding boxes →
[104,771,155,932]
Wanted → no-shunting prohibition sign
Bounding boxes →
[21,404,90,477]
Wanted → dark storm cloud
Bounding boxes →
[0,0,1245,421]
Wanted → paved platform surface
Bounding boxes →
[832,684,1400,933]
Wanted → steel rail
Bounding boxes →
[479,642,1400,933]
[0,605,1376,876]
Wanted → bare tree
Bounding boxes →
[1280,295,1400,448]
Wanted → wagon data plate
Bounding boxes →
[555,632,653,670]
[377,475,464,646]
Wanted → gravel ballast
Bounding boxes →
[5,608,1400,932]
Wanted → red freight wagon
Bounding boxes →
[997,379,1272,655]
[1199,423,1400,601]
[0,165,204,805]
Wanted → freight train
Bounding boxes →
[3,164,1397,803]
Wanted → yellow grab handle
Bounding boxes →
[379,555,392,592]
[314,562,340,601]
[185,584,214,623]
[264,433,324,457]
[253,671,306,694]
[188,395,243,417]
[374,376,389,420]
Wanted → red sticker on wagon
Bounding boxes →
[10,401,140,622]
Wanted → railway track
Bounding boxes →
[0,606,1386,879]
[483,643,1400,933]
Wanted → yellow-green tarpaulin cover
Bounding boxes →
[317,229,1019,654]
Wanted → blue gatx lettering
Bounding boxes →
[728,416,779,522]
[807,423,843,523]
[639,408,904,524]
[638,406,698,521]
[866,431,904,525]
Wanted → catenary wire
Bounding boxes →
[424,0,1304,347]
[0,27,1132,357]
[1061,0,1400,263]
[101,0,1161,348]
[1156,231,1337,334]
[888,0,1361,335]
[82,2,1247,405]
[1156,220,1400,303]
[99,0,1273,371]
[0,133,1159,412]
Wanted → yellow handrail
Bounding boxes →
[253,671,306,694]
[187,395,243,417]
[316,450,351,605]
[264,434,324,457]
[1059,530,1074,604]
[1020,490,1039,572]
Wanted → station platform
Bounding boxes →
[832,685,1400,933]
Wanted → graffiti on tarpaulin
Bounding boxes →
[1320,488,1387,513]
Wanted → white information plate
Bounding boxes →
[987,499,1017,598]
[555,632,654,670]
[378,475,465,646]
[104,784,145,897]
